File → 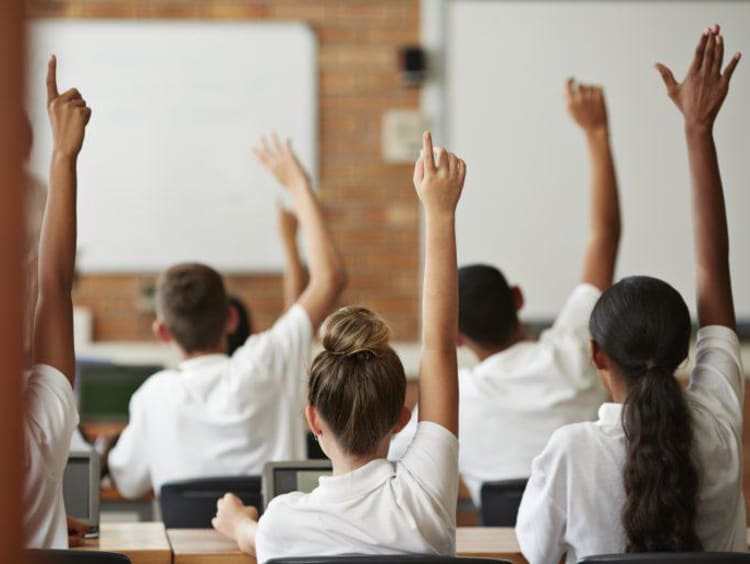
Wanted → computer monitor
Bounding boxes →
[262,460,332,510]
[63,450,100,538]
[76,361,162,423]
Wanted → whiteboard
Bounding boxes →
[26,21,317,272]
[445,1,750,319]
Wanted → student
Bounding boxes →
[389,80,621,507]
[105,135,346,498]
[517,26,744,563]
[24,55,92,548]
[211,132,466,562]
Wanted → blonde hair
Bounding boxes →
[308,306,406,456]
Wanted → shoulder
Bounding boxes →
[129,369,177,405]
[259,492,308,530]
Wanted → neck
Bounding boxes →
[326,439,390,476]
[180,343,227,360]
[472,324,531,361]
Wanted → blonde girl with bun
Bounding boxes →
[212,132,467,562]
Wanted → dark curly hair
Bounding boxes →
[589,276,702,552]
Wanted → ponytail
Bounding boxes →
[590,276,701,553]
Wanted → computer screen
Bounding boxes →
[63,457,90,520]
[273,467,332,497]
[77,363,161,422]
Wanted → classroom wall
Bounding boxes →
[26,0,421,341]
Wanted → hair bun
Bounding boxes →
[322,306,391,358]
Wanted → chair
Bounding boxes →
[479,478,528,526]
[579,554,750,563]
[159,475,262,528]
[266,556,511,564]
[26,550,130,563]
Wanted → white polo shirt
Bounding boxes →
[109,304,313,498]
[516,325,746,564]
[24,364,79,548]
[389,284,608,505]
[255,421,459,564]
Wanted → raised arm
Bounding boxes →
[566,80,622,291]
[656,25,741,328]
[413,132,466,436]
[33,56,91,384]
[276,205,306,310]
[254,134,347,329]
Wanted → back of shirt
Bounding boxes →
[24,364,79,548]
[108,305,313,497]
[256,422,459,564]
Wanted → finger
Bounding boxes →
[564,78,576,101]
[655,63,678,95]
[722,52,742,85]
[413,156,425,186]
[458,158,467,186]
[81,107,92,125]
[59,88,81,102]
[702,31,716,75]
[211,518,219,530]
[260,135,272,156]
[434,147,447,170]
[711,23,720,35]
[712,34,725,76]
[252,147,270,167]
[422,131,435,173]
[285,138,294,155]
[447,152,458,177]
[46,55,59,104]
[271,132,283,154]
[68,98,86,108]
[689,31,709,74]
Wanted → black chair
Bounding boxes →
[267,556,511,564]
[580,554,750,563]
[26,550,130,563]
[479,478,528,526]
[159,475,262,528]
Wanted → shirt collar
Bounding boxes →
[315,458,395,501]
[179,353,229,372]
[597,402,623,426]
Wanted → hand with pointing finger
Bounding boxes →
[656,24,741,131]
[46,55,92,158]
[413,131,467,216]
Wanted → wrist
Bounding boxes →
[52,150,78,163]
[424,208,456,226]
[684,120,714,138]
[585,127,610,144]
[233,515,255,553]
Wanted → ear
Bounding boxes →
[590,339,608,370]
[305,404,323,437]
[152,320,173,344]
[226,304,239,334]
[512,285,525,312]
[456,332,467,348]
[392,406,412,434]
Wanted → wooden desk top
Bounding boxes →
[80,522,171,564]
[167,527,526,564]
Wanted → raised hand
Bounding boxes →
[253,133,310,190]
[412,132,466,216]
[656,25,741,130]
[565,79,608,134]
[46,55,91,158]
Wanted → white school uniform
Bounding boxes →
[24,364,79,548]
[516,325,746,564]
[108,304,313,498]
[389,284,608,506]
[255,421,459,564]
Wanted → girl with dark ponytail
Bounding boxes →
[517,26,745,563]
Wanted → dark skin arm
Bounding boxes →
[656,24,741,329]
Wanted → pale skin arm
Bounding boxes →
[254,135,347,328]
[212,493,259,554]
[277,204,306,310]
[565,79,622,292]
[656,25,741,329]
[33,55,91,384]
[414,132,467,436]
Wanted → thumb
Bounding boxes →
[655,63,678,95]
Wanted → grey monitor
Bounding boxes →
[262,460,332,510]
[62,450,100,538]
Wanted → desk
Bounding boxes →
[80,522,171,564]
[167,527,526,564]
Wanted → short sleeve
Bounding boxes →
[23,364,79,466]
[399,421,459,519]
[548,284,601,338]
[516,433,568,564]
[108,390,153,498]
[687,325,744,432]
[232,304,313,391]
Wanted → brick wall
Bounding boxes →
[27,0,421,341]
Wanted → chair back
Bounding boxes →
[479,478,528,526]
[267,556,512,564]
[580,553,750,563]
[26,550,131,563]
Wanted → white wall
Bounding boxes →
[437,1,750,319]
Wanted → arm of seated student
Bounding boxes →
[414,132,466,436]
[67,517,88,547]
[254,134,347,329]
[566,79,621,292]
[33,55,91,384]
[656,25,740,329]
[277,204,306,310]
[213,493,259,555]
